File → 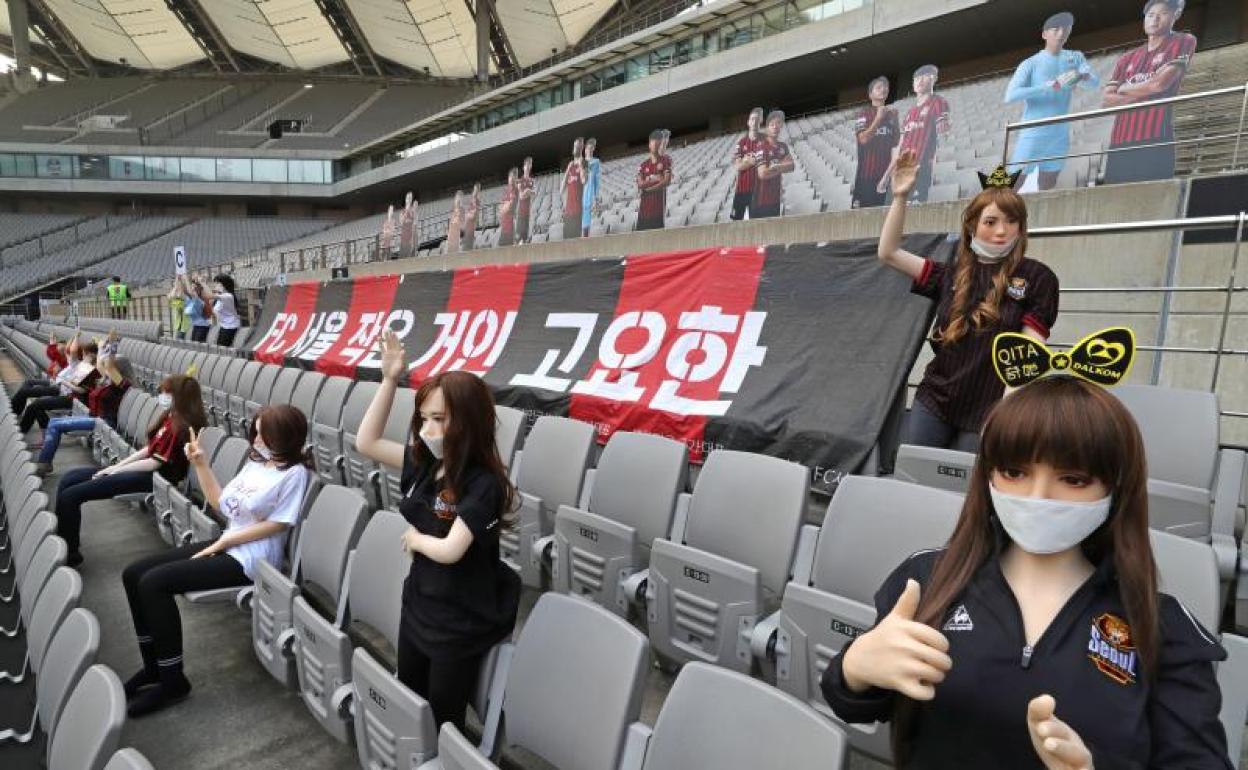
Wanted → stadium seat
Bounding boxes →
[185,436,253,543]
[1,533,67,623]
[435,723,500,770]
[211,359,248,430]
[226,361,265,436]
[154,425,224,544]
[293,508,409,743]
[494,405,524,470]
[551,431,688,617]
[1,567,81,683]
[375,388,416,511]
[0,607,98,744]
[892,443,975,493]
[242,363,283,434]
[104,748,155,770]
[46,664,125,770]
[774,475,963,760]
[636,662,848,769]
[310,375,354,486]
[270,367,308,413]
[252,485,368,689]
[645,449,812,674]
[339,381,382,508]
[499,415,595,588]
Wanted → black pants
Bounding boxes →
[216,327,237,348]
[111,306,127,320]
[12,381,58,416]
[21,395,72,432]
[191,325,210,343]
[1102,141,1176,185]
[396,635,484,733]
[730,191,753,221]
[751,201,781,219]
[56,465,155,555]
[122,542,248,665]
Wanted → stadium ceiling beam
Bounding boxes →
[0,32,69,79]
[465,0,519,76]
[313,0,384,78]
[26,0,94,77]
[168,0,240,73]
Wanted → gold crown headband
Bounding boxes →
[978,164,1023,190]
[992,327,1136,389]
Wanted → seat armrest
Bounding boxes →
[1214,448,1246,539]
[532,534,555,569]
[750,609,783,662]
[235,585,256,613]
[331,683,355,722]
[617,722,654,770]
[668,493,692,542]
[791,524,820,587]
[621,568,649,608]
[578,469,597,510]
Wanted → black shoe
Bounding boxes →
[126,679,191,718]
[66,551,83,568]
[124,669,159,699]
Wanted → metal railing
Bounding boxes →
[1001,83,1248,173]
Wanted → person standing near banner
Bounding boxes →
[167,277,191,340]
[1005,12,1098,191]
[853,78,899,209]
[183,278,213,343]
[581,138,601,237]
[357,331,520,734]
[463,184,480,251]
[561,138,586,239]
[1101,0,1197,184]
[752,111,795,219]
[731,108,766,220]
[446,191,463,254]
[877,157,1059,450]
[885,65,951,203]
[636,129,673,231]
[206,274,241,348]
[516,157,535,245]
[107,276,130,320]
[498,168,518,248]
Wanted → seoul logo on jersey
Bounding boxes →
[1087,612,1138,685]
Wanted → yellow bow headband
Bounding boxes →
[992,326,1136,389]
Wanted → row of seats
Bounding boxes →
[3,316,1246,767]
[0,386,157,770]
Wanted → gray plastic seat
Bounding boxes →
[435,723,500,770]
[212,359,248,429]
[310,376,353,485]
[1,533,66,630]
[774,475,963,760]
[2,567,81,683]
[892,443,975,493]
[552,431,688,617]
[184,436,253,543]
[227,361,265,436]
[0,511,57,628]
[252,485,369,688]
[494,406,524,469]
[104,748,155,770]
[154,425,224,543]
[46,664,125,770]
[376,389,416,511]
[441,592,649,770]
[640,662,848,769]
[273,367,310,412]
[243,364,283,434]
[1150,530,1248,765]
[340,381,382,508]
[293,509,409,743]
[0,607,98,745]
[645,449,810,673]
[500,416,595,588]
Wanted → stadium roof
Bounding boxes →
[0,0,620,79]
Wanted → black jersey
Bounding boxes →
[821,548,1231,769]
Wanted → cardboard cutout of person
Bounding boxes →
[1005,12,1098,191]
[1101,0,1197,184]
[752,110,795,219]
[446,190,463,254]
[732,108,767,220]
[636,129,673,231]
[516,157,535,244]
[498,168,518,248]
[581,138,600,237]
[463,184,480,251]
[853,77,899,208]
[380,204,395,257]
[886,65,951,203]
[562,137,586,239]
[398,192,417,258]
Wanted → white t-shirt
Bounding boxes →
[218,461,309,578]
[214,293,241,329]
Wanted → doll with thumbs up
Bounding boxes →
[822,376,1232,768]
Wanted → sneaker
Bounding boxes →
[123,669,159,699]
[127,678,191,718]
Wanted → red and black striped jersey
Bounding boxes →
[753,141,791,208]
[637,155,671,221]
[854,106,900,186]
[516,176,535,215]
[734,135,766,194]
[563,161,584,212]
[899,94,950,160]
[1107,33,1196,146]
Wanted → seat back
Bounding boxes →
[591,432,688,545]
[133,399,160,445]
[811,477,963,600]
[103,748,155,770]
[47,665,125,770]
[112,389,141,430]
[438,724,500,770]
[123,394,151,443]
[1114,385,1217,490]
[37,607,100,736]
[274,368,310,410]
[245,363,282,413]
[685,450,807,597]
[339,381,380,490]
[311,375,352,428]
[197,355,225,391]
[516,417,595,513]
[1150,530,1220,631]
[892,444,975,494]
[18,532,66,617]
[196,426,227,465]
[216,359,248,412]
[345,510,409,648]
[378,390,415,508]
[495,406,524,468]
[211,437,253,484]
[299,486,370,603]
[28,567,82,675]
[503,593,648,770]
[642,663,848,770]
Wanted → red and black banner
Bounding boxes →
[249,236,951,492]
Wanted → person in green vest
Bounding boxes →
[167,276,191,340]
[107,276,130,320]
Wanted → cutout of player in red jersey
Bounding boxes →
[853,76,899,208]
[561,137,585,240]
[637,129,673,231]
[1101,0,1197,184]
[516,156,535,245]
[753,110,795,219]
[497,167,518,248]
[731,108,766,220]
[885,64,951,203]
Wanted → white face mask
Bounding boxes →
[419,425,445,460]
[253,440,273,462]
[970,236,1018,263]
[157,393,173,409]
[990,485,1112,555]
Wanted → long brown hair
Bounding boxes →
[940,187,1029,345]
[408,371,518,525]
[149,374,208,438]
[892,377,1158,762]
[249,404,315,469]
